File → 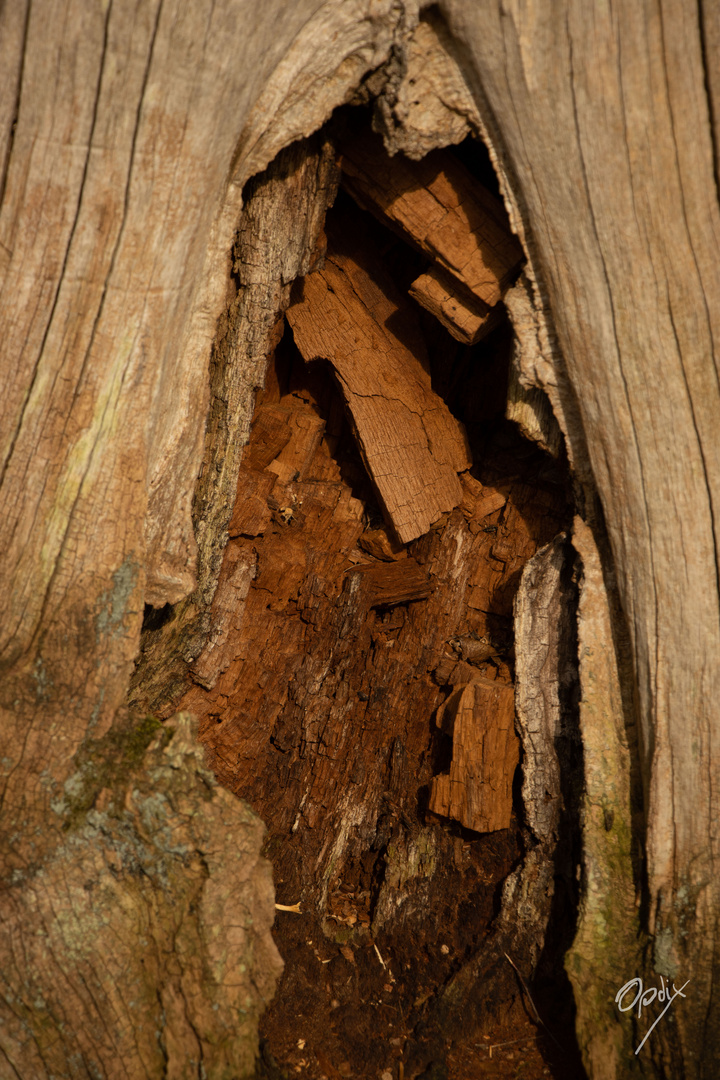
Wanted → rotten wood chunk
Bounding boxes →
[345,558,432,608]
[409,266,501,345]
[286,252,471,543]
[228,468,276,537]
[358,525,405,561]
[245,403,325,480]
[429,677,519,833]
[340,131,523,309]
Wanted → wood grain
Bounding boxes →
[429,677,519,833]
[287,250,471,542]
[341,129,523,308]
[409,265,500,343]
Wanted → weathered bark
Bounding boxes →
[2,0,720,1077]
[0,2,415,1075]
[436,3,720,1074]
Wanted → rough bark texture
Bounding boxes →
[0,2,418,1074]
[2,0,720,1076]
[0,713,282,1079]
[131,135,341,711]
[567,518,641,1079]
[434,2,720,1074]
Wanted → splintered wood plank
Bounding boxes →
[340,131,523,309]
[409,266,501,344]
[286,253,471,543]
[429,677,519,833]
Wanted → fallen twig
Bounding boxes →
[503,952,564,1051]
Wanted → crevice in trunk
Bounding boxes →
[132,100,587,1080]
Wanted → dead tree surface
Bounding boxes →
[149,170,576,1077]
[1,2,719,1079]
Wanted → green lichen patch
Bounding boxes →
[55,713,167,829]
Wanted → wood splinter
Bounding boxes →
[340,129,524,319]
[287,249,470,543]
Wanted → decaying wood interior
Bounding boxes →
[132,110,583,1079]
[4,3,720,1077]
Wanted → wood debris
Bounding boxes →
[408,266,501,345]
[429,677,519,832]
[286,248,470,543]
[345,558,433,609]
[340,130,523,333]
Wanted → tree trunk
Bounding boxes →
[1,2,718,1079]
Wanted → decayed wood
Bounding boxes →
[131,138,339,712]
[506,358,563,459]
[345,557,433,608]
[174,335,569,931]
[429,677,518,832]
[340,129,523,309]
[372,9,477,161]
[0,2,408,1071]
[286,247,471,543]
[408,265,500,343]
[435,532,579,1043]
[446,2,720,1071]
[503,274,569,465]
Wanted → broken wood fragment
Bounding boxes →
[245,403,325,480]
[228,468,276,537]
[286,251,471,543]
[429,677,519,832]
[340,131,523,309]
[358,526,405,561]
[345,558,433,608]
[409,266,501,344]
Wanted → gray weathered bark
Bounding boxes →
[1,1,719,1077]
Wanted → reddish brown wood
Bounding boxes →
[170,331,569,914]
[340,130,523,309]
[286,249,470,543]
[345,557,433,608]
[408,266,500,344]
[429,677,519,832]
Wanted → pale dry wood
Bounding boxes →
[372,9,476,160]
[0,2,412,1074]
[503,275,571,467]
[408,265,500,343]
[429,677,519,833]
[506,357,563,458]
[341,129,523,308]
[286,251,471,543]
[443,0,720,1069]
[567,517,639,1080]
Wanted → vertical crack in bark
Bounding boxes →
[697,0,720,204]
[0,0,30,212]
[0,0,112,497]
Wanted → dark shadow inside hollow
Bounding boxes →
[133,99,583,1079]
